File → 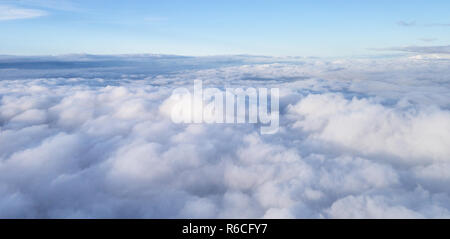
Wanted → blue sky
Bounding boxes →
[1,0,449,56]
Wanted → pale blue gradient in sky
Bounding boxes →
[1,0,449,56]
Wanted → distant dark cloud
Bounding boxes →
[419,38,437,42]
[425,23,450,27]
[397,21,450,28]
[397,21,416,27]
[386,45,450,54]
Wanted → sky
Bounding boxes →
[1,0,450,57]
[1,1,450,219]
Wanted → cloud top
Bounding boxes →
[0,55,450,218]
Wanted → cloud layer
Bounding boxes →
[0,55,450,218]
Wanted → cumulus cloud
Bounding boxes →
[288,94,450,163]
[0,55,450,218]
[0,5,46,21]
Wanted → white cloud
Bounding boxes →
[0,55,450,218]
[288,94,450,163]
[326,195,425,219]
[0,5,46,21]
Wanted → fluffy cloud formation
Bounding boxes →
[0,55,450,218]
